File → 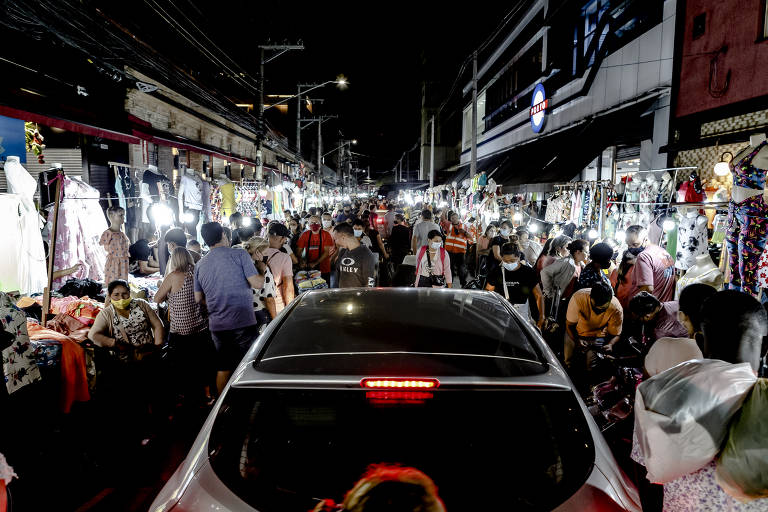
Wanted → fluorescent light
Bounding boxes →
[714,161,730,176]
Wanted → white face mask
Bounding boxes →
[430,241,442,250]
[503,261,519,271]
[353,229,363,237]
[322,220,332,228]
[500,228,511,237]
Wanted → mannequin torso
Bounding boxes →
[731,134,768,203]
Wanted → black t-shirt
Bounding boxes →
[389,224,411,253]
[486,264,537,304]
[337,245,376,288]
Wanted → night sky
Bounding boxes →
[148,1,517,176]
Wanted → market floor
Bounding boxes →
[3,379,208,512]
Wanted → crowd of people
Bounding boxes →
[79,197,767,511]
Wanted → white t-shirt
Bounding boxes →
[180,174,203,210]
[644,337,702,377]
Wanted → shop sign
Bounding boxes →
[529,83,548,133]
[0,115,26,163]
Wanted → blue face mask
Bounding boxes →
[503,262,519,271]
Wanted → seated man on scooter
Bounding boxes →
[564,281,624,388]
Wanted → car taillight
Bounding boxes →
[361,378,439,389]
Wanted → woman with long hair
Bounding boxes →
[154,247,214,405]
[415,230,452,288]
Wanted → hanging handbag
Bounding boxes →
[426,250,447,288]
[542,286,562,334]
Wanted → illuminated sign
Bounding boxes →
[529,83,548,133]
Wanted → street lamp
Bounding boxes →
[264,79,348,111]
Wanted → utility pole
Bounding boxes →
[430,115,435,188]
[256,42,304,181]
[470,51,478,178]
[296,87,302,157]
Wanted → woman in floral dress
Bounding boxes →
[99,206,130,286]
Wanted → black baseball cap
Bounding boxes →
[268,223,291,237]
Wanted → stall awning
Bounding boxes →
[449,151,511,186]
[0,105,141,145]
[130,124,256,167]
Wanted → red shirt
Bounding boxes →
[297,230,335,274]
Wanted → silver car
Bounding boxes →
[151,288,641,512]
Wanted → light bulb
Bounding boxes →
[588,229,598,239]
[182,212,195,223]
[714,161,730,177]
[150,204,174,226]
[663,219,676,232]
[615,230,626,243]
[528,223,539,234]
[513,212,523,221]
[242,217,252,227]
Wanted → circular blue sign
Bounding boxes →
[530,83,548,133]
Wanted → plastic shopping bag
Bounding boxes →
[716,378,768,502]
[634,359,756,483]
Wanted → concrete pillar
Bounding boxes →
[640,95,670,171]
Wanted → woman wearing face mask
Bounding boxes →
[485,243,544,325]
[535,235,572,280]
[414,230,452,288]
[241,236,278,326]
[88,280,165,443]
[476,225,497,280]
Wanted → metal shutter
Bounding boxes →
[0,148,83,193]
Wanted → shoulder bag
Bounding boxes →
[426,250,447,288]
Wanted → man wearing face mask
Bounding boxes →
[485,243,544,325]
[336,205,355,225]
[353,219,373,248]
[445,212,470,287]
[490,220,515,275]
[297,214,334,284]
[332,223,376,288]
[564,281,623,381]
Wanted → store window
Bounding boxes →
[762,1,768,39]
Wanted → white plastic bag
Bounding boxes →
[634,360,756,483]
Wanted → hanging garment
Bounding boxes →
[49,177,109,289]
[220,182,236,217]
[99,229,130,285]
[581,186,592,226]
[2,158,48,295]
[726,195,768,297]
[675,212,709,270]
[570,189,582,225]
[1,291,42,394]
[731,140,768,189]
[178,174,204,211]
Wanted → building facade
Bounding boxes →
[456,0,677,190]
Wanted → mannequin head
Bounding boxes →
[750,133,767,146]
[700,290,768,372]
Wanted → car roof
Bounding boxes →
[234,288,574,390]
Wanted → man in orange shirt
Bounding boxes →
[444,212,470,287]
[297,214,335,284]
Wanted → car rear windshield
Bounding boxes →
[257,290,546,376]
[208,387,594,512]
